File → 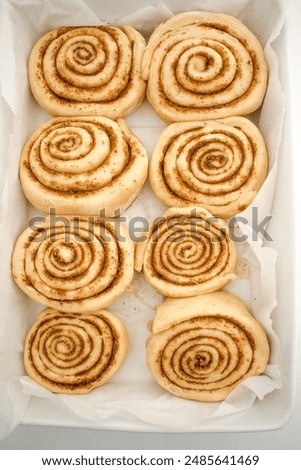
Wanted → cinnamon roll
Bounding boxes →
[12,216,134,312]
[149,117,268,218]
[28,25,146,118]
[24,307,128,394]
[135,206,236,297]
[147,291,270,402]
[20,117,148,216]
[142,12,268,122]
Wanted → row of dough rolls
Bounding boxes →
[28,12,268,122]
[14,205,236,311]
[23,290,270,399]
[140,12,270,401]
[19,114,268,219]
[13,216,133,393]
[135,207,269,401]
[20,22,149,394]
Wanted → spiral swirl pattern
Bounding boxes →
[135,207,236,297]
[20,117,148,216]
[12,216,134,312]
[28,26,146,118]
[147,292,269,402]
[24,308,128,394]
[142,12,268,122]
[149,117,268,218]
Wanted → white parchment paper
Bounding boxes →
[0,0,284,438]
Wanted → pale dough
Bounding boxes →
[142,12,268,122]
[29,26,146,118]
[147,291,270,402]
[149,117,268,218]
[24,307,128,394]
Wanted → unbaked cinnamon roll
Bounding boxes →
[147,291,270,402]
[12,216,134,312]
[149,117,268,218]
[24,307,128,394]
[20,117,148,216]
[142,12,268,122]
[135,206,236,297]
[28,25,146,118]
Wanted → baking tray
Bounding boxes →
[0,0,298,434]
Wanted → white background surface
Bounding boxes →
[0,0,300,449]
